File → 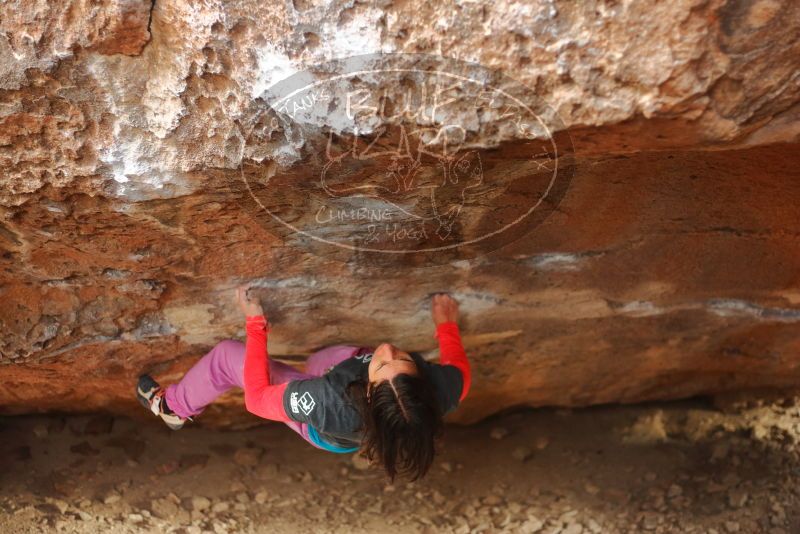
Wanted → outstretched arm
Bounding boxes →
[238,286,292,422]
[432,294,471,402]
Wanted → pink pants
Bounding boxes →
[165,341,361,449]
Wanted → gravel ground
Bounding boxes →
[2,395,799,533]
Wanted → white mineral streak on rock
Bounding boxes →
[616,301,664,317]
[85,2,222,198]
[251,45,299,99]
[528,253,584,271]
[316,4,386,61]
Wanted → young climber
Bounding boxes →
[136,287,471,481]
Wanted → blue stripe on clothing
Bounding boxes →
[307,426,359,453]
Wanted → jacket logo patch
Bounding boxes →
[290,392,300,414]
[299,392,316,415]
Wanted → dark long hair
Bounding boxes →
[346,367,444,481]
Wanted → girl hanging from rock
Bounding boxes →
[136,287,471,481]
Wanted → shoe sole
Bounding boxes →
[161,418,185,431]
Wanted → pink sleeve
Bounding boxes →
[435,322,471,402]
[242,316,292,422]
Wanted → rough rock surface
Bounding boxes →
[1,0,799,425]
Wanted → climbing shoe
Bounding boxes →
[136,374,188,430]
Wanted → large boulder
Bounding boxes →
[1,0,799,426]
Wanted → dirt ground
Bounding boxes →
[2,396,799,534]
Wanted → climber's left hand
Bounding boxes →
[237,285,265,318]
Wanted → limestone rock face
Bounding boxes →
[1,0,799,426]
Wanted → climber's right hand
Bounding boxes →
[237,285,265,318]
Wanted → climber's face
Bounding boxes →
[368,343,418,383]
